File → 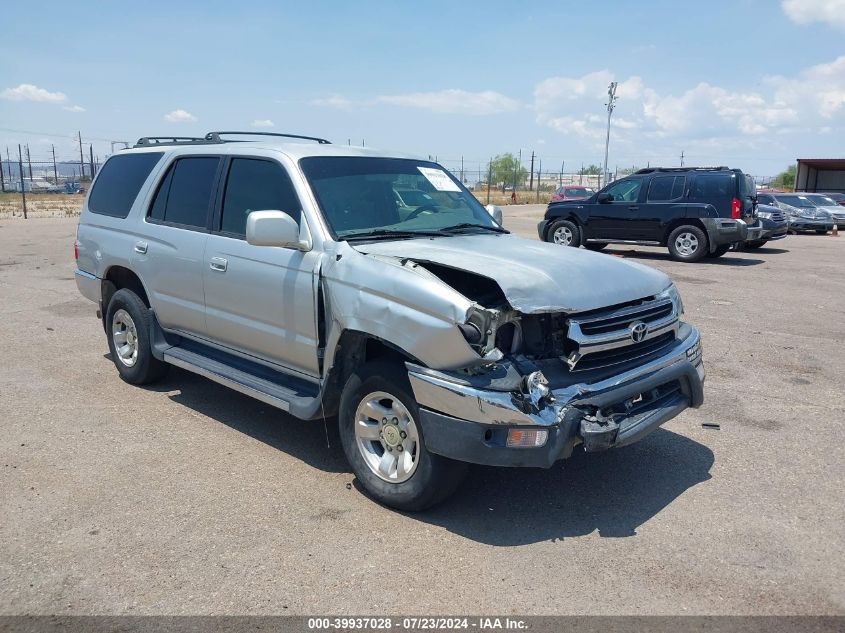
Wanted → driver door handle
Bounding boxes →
[209,257,228,272]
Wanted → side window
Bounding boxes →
[148,157,220,228]
[88,152,163,218]
[605,179,642,202]
[648,176,686,201]
[220,158,302,236]
[690,174,732,200]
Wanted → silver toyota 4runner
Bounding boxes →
[75,131,705,510]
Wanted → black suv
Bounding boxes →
[538,167,762,262]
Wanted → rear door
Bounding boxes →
[638,174,687,240]
[202,156,321,377]
[588,178,645,239]
[132,155,221,337]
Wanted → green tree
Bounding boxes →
[579,164,602,175]
[771,165,796,190]
[487,154,528,189]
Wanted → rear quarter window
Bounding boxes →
[88,152,163,218]
[690,174,733,200]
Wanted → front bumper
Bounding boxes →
[789,217,833,231]
[407,323,704,468]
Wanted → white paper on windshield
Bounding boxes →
[417,167,461,192]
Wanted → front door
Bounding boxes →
[202,157,321,378]
[587,178,644,239]
[638,174,687,241]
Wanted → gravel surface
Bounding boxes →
[1,211,842,615]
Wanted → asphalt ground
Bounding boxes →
[1,209,843,615]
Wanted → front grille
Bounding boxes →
[769,210,785,221]
[565,297,679,372]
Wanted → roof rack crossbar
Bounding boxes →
[204,131,331,144]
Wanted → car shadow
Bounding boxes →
[749,246,789,255]
[411,428,713,545]
[605,248,764,266]
[140,366,349,474]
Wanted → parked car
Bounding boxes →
[747,204,788,248]
[770,193,836,233]
[550,185,595,203]
[817,192,845,207]
[538,166,762,262]
[74,131,705,511]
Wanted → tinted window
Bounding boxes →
[648,176,686,201]
[149,157,219,228]
[88,152,163,218]
[758,194,775,205]
[690,174,733,199]
[221,159,301,236]
[604,179,642,202]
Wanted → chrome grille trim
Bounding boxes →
[565,297,679,370]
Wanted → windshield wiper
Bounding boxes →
[342,229,449,241]
[437,223,509,234]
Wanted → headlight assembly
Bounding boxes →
[658,284,684,316]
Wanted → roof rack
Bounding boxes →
[133,131,331,149]
[134,136,213,147]
[204,131,331,144]
[634,166,730,174]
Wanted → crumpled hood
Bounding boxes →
[354,233,671,314]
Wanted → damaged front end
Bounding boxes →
[401,262,705,468]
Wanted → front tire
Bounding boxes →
[338,360,467,511]
[584,242,608,251]
[105,289,169,385]
[667,225,708,262]
[547,219,580,247]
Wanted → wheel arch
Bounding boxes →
[102,265,151,312]
[544,213,585,242]
[662,218,708,246]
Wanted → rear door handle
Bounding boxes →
[209,257,228,272]
[134,241,148,254]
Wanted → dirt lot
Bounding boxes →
[1,209,843,615]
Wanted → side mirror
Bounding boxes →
[485,204,503,225]
[246,210,307,250]
[597,193,612,203]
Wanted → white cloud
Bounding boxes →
[0,83,67,103]
[312,89,520,115]
[782,0,845,30]
[163,109,197,123]
[251,119,274,128]
[63,105,85,112]
[311,95,353,109]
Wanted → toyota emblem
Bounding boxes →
[629,321,648,343]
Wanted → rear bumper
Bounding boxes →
[701,218,762,250]
[407,324,704,468]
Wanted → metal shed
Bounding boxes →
[795,159,845,193]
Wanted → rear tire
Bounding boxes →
[745,240,767,249]
[547,219,580,247]
[667,225,708,262]
[584,242,608,251]
[105,289,169,385]
[815,229,828,234]
[338,360,467,511]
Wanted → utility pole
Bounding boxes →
[536,158,542,203]
[89,144,95,179]
[460,156,464,184]
[26,144,33,180]
[5,147,11,182]
[0,149,5,192]
[51,145,58,185]
[78,131,85,180]
[529,151,535,191]
[486,157,492,205]
[680,151,685,167]
[559,160,564,186]
[580,163,584,185]
[601,82,618,190]
[17,144,27,219]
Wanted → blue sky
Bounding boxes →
[1,0,843,179]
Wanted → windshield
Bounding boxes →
[566,187,594,197]
[777,195,816,208]
[808,194,837,206]
[300,157,502,239]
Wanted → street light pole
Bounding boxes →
[601,82,618,190]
